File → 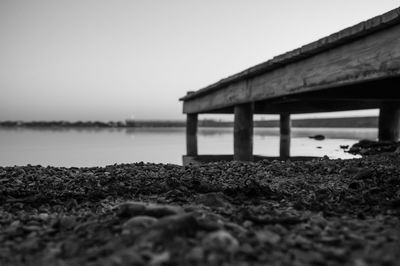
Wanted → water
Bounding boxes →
[0,127,377,167]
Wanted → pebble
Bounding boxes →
[339,167,362,175]
[145,203,184,218]
[195,215,223,231]
[115,201,183,218]
[321,247,348,261]
[395,189,400,199]
[354,258,368,266]
[62,239,82,257]
[115,202,146,217]
[202,230,239,253]
[309,212,328,228]
[395,146,400,154]
[224,222,247,235]
[59,215,77,230]
[353,168,374,180]
[195,192,231,208]
[256,229,281,245]
[106,248,144,266]
[122,216,158,235]
[38,213,49,221]
[10,220,20,226]
[185,247,204,262]
[137,213,198,244]
[4,220,21,235]
[23,225,42,232]
[149,251,171,266]
[18,237,40,252]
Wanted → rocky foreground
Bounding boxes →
[1,147,400,265]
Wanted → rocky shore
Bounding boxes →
[1,143,400,265]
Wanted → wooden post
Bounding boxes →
[234,103,253,161]
[186,113,198,155]
[280,113,291,159]
[378,102,400,141]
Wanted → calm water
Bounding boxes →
[0,127,377,167]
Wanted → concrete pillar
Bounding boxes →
[234,103,253,161]
[280,113,291,159]
[378,102,400,141]
[186,113,198,155]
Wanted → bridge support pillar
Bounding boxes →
[186,113,198,156]
[379,102,400,141]
[280,113,291,159]
[234,103,254,161]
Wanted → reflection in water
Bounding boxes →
[0,127,376,167]
[125,127,185,135]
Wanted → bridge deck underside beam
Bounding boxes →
[196,76,400,114]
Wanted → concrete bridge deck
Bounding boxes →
[180,8,400,164]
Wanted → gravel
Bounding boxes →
[1,151,400,265]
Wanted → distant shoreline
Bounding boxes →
[0,116,379,128]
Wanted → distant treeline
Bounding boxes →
[0,116,378,128]
[126,117,379,128]
[0,120,126,128]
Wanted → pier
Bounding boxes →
[180,8,400,165]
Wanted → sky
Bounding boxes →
[0,0,399,122]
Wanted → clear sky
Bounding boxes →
[0,0,399,121]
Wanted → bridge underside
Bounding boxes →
[203,76,400,114]
[180,8,400,164]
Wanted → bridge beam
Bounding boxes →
[280,113,291,159]
[378,102,400,141]
[186,113,198,156]
[234,103,253,161]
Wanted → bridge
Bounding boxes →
[180,8,400,165]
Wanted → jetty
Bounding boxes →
[180,8,400,165]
